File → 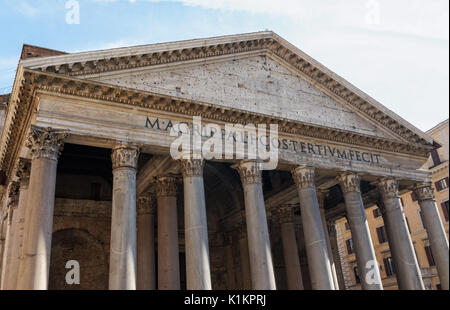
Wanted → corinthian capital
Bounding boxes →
[412,183,435,201]
[16,158,31,188]
[292,166,315,190]
[137,193,156,215]
[232,160,262,185]
[7,181,20,208]
[337,173,361,193]
[111,143,140,170]
[377,178,399,200]
[155,175,179,197]
[26,126,68,161]
[272,204,296,224]
[179,153,204,177]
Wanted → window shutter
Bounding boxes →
[425,246,436,266]
[435,181,442,192]
[346,240,351,254]
[376,227,383,244]
[430,149,441,167]
[441,202,449,222]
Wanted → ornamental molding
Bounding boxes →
[376,178,399,201]
[0,32,438,185]
[137,193,156,215]
[412,183,435,202]
[337,173,361,193]
[179,158,204,177]
[21,32,434,147]
[232,160,262,185]
[7,181,20,209]
[26,125,68,161]
[154,175,179,197]
[15,158,31,188]
[272,204,296,224]
[292,166,316,190]
[111,143,140,170]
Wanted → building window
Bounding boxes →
[353,266,360,284]
[373,208,382,218]
[383,257,396,277]
[424,246,436,267]
[430,149,442,167]
[346,238,354,255]
[435,178,449,192]
[411,191,418,202]
[344,222,350,231]
[376,226,388,244]
[441,201,449,222]
[437,283,442,290]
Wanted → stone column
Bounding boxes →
[109,143,139,290]
[337,173,382,290]
[6,159,31,290]
[326,219,347,290]
[136,193,156,290]
[233,160,276,290]
[19,126,68,290]
[413,183,449,290]
[1,182,19,289]
[292,166,334,290]
[273,204,304,290]
[155,175,180,290]
[377,179,424,290]
[180,156,211,290]
[235,221,252,290]
[317,190,340,290]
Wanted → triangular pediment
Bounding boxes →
[91,55,396,140]
[18,31,436,147]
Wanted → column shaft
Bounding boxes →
[137,194,156,290]
[327,219,347,290]
[233,161,276,290]
[292,166,334,290]
[181,157,211,290]
[378,179,424,290]
[338,173,382,290]
[109,143,139,290]
[414,184,449,290]
[19,126,67,290]
[156,176,180,290]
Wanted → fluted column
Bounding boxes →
[109,143,139,290]
[337,173,382,290]
[413,183,449,290]
[180,156,211,290]
[233,160,276,290]
[1,182,19,289]
[292,166,334,290]
[317,190,339,290]
[326,219,347,290]
[19,126,68,290]
[273,204,304,290]
[377,179,424,290]
[155,175,180,290]
[136,193,156,290]
[6,159,31,290]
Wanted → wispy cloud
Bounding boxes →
[17,1,41,17]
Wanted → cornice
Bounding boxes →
[0,67,434,186]
[20,32,434,147]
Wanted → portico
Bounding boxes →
[0,32,447,290]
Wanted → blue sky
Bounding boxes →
[0,0,448,131]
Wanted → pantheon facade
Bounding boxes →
[0,32,448,290]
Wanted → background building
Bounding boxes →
[337,119,449,290]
